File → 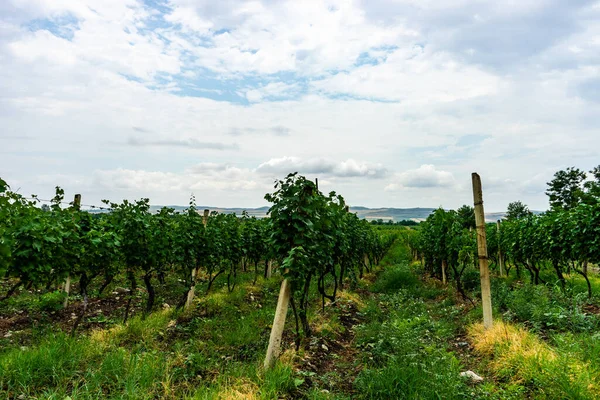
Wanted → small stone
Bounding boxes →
[4,332,12,338]
[321,344,329,351]
[162,303,170,309]
[460,370,484,383]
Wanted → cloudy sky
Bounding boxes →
[1,0,599,211]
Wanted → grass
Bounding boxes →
[469,321,600,399]
[353,263,470,399]
[0,272,299,399]
[3,236,600,399]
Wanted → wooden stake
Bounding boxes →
[472,173,493,330]
[264,277,291,370]
[63,193,81,308]
[73,194,81,210]
[266,260,273,279]
[63,276,71,308]
[442,260,447,285]
[203,209,209,226]
[185,209,210,310]
[497,220,505,277]
[184,266,196,310]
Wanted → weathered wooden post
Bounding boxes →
[266,260,273,279]
[63,276,71,308]
[497,220,505,277]
[442,260,447,285]
[472,173,493,330]
[63,193,81,308]
[264,275,291,370]
[185,209,210,310]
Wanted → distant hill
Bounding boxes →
[129,205,539,222]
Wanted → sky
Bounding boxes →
[1,0,599,211]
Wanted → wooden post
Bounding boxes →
[73,194,81,210]
[497,220,505,277]
[184,271,196,310]
[63,193,81,308]
[472,173,493,330]
[315,178,318,191]
[442,260,447,285]
[266,260,273,279]
[264,277,291,370]
[63,276,71,308]
[185,209,210,310]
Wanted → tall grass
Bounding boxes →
[354,263,470,399]
[469,321,600,399]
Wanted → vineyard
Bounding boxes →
[0,167,600,399]
[410,166,600,300]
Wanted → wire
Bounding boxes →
[22,197,113,211]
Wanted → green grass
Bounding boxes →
[3,239,600,399]
[469,321,600,399]
[353,264,470,399]
[0,272,295,399]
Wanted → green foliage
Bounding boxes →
[505,201,533,220]
[492,280,598,333]
[370,265,419,294]
[546,166,587,211]
[354,285,469,399]
[456,205,476,230]
[264,173,388,338]
[413,208,477,299]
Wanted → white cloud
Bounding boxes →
[256,157,387,178]
[164,0,415,76]
[244,81,302,102]
[386,165,456,190]
[1,0,600,212]
[7,0,181,82]
[312,47,500,103]
[93,166,264,194]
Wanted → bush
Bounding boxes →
[36,290,65,312]
[371,265,419,295]
[462,268,480,293]
[492,281,598,333]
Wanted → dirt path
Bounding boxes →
[290,297,365,398]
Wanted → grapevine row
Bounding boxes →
[407,166,600,298]
[0,175,395,330]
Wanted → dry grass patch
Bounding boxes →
[469,321,557,366]
[468,321,600,398]
[336,290,367,311]
[217,378,259,400]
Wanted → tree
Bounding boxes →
[546,167,586,211]
[505,201,532,220]
[456,205,475,230]
[583,165,600,203]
